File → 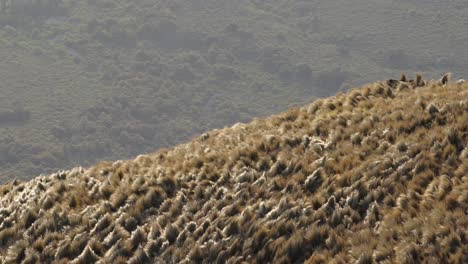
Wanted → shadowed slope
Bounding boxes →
[0,78,467,263]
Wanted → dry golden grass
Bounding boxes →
[0,77,467,263]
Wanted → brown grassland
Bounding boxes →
[0,77,467,263]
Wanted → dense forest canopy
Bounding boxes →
[0,0,467,181]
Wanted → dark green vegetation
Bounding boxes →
[0,79,466,263]
[1,0,468,181]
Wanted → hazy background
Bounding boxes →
[0,0,466,181]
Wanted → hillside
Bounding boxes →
[0,77,467,263]
[2,0,468,181]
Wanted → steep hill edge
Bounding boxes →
[0,78,467,263]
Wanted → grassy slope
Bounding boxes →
[0,79,466,263]
[0,0,468,181]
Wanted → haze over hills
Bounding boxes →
[1,0,468,181]
[0,78,466,263]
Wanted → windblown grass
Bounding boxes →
[0,77,466,263]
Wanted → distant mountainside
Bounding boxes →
[0,77,466,263]
[1,0,468,181]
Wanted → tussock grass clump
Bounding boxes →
[3,240,27,264]
[304,168,323,193]
[22,248,40,264]
[128,246,151,264]
[70,245,100,264]
[129,226,147,249]
[158,175,178,196]
[0,227,17,247]
[110,188,128,209]
[164,224,179,244]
